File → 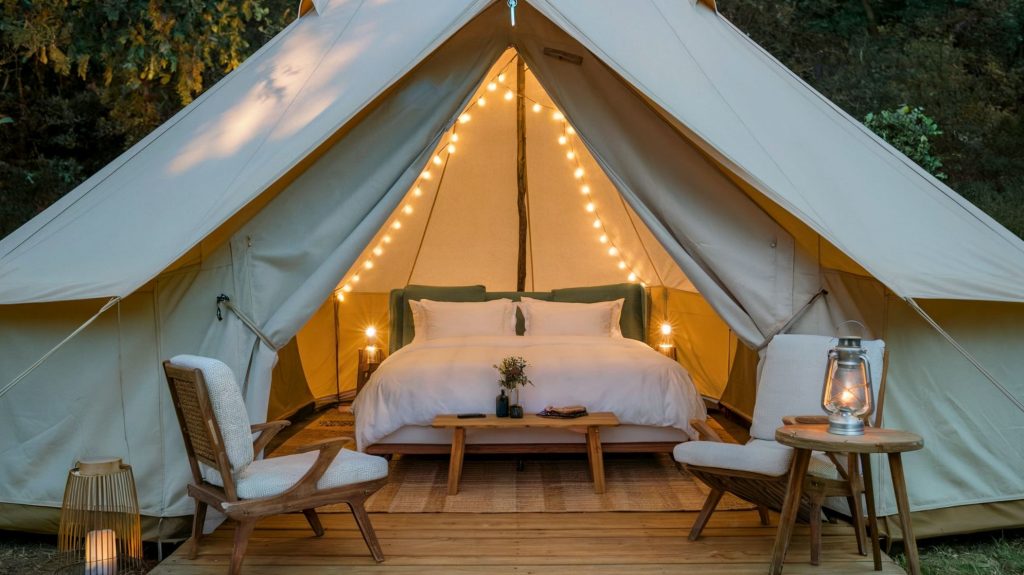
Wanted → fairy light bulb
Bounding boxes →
[628,272,638,282]
[477,97,487,107]
[558,135,568,145]
[459,113,471,124]
[498,73,506,83]
[413,187,422,197]
[432,155,442,166]
[421,170,432,180]
[585,202,595,213]
[336,292,345,302]
[567,126,576,135]
[447,144,456,154]
[451,133,459,142]
[383,235,392,244]
[608,247,619,256]
[342,284,353,292]
[487,82,497,92]
[581,185,590,195]
[504,90,514,101]
[403,205,413,215]
[553,111,565,121]
[593,219,602,229]
[392,221,402,230]
[364,260,374,269]
[574,167,584,179]
[352,274,361,283]
[532,103,542,113]
[566,151,575,160]
[618,261,627,270]
[599,234,608,244]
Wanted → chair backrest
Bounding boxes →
[750,334,886,441]
[163,355,254,500]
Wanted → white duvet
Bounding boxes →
[352,336,707,450]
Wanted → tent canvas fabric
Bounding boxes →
[1,0,1022,539]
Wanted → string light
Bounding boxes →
[459,113,471,124]
[352,274,361,283]
[585,202,595,212]
[558,135,568,145]
[487,82,497,92]
[532,103,542,113]
[447,144,456,154]
[433,155,443,166]
[413,187,422,197]
[504,90,514,101]
[374,245,385,255]
[574,167,584,179]
[477,97,487,107]
[498,73,507,83]
[566,151,575,160]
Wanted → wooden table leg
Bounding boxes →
[888,453,920,575]
[769,448,812,575]
[860,453,883,571]
[586,426,606,494]
[847,453,868,556]
[447,427,466,496]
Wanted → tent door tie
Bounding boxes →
[215,294,279,353]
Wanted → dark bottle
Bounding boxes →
[496,389,510,417]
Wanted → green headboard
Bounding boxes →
[388,283,648,354]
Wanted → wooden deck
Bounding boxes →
[152,508,904,574]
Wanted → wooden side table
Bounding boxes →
[431,412,620,495]
[770,424,924,575]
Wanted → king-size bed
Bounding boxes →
[353,283,706,455]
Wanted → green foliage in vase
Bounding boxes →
[494,356,532,392]
[864,106,946,180]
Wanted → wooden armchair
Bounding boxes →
[164,355,389,575]
[674,334,886,563]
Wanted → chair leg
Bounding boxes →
[349,497,384,562]
[303,508,325,537]
[809,491,825,566]
[189,500,207,560]
[230,519,257,575]
[689,488,725,541]
[757,505,772,526]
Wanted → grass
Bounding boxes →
[891,530,1024,575]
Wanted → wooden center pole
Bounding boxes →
[515,55,529,291]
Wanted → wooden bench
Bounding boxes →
[431,412,621,495]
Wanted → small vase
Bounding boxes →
[509,387,524,419]
[496,389,510,417]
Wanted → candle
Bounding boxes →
[839,389,856,407]
[85,529,117,575]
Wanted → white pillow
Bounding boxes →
[416,299,517,340]
[520,297,624,337]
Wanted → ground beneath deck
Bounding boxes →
[152,509,903,574]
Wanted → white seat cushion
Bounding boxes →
[674,439,838,479]
[207,448,389,500]
[171,354,254,472]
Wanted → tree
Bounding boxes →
[864,106,946,180]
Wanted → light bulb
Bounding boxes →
[581,185,590,195]
[532,103,542,113]
[593,219,602,229]
[364,260,374,269]
[599,234,608,243]
[566,151,575,160]
[352,274,361,283]
[383,235,392,243]
[342,284,353,292]
[608,247,619,256]
[487,82,497,92]
[459,113,471,124]
[451,133,459,142]
[558,135,568,145]
[640,282,647,288]
[413,187,422,197]
[447,144,456,154]
[392,221,402,230]
[618,261,627,270]
[498,73,506,83]
[628,272,638,282]
[553,111,565,121]
[336,292,345,302]
[373,245,384,255]
[421,170,432,180]
[574,167,584,179]
[504,90,514,101]
[403,205,413,215]
[567,126,576,135]
[585,202,595,212]
[365,326,377,338]
[477,97,487,107]
[432,155,442,166]
[660,322,672,335]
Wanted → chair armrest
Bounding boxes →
[781,415,829,426]
[285,437,354,497]
[691,419,724,442]
[251,420,291,454]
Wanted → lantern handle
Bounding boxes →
[835,320,866,339]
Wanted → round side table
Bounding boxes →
[769,424,924,575]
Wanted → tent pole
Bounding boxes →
[515,54,529,291]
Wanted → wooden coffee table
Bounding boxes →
[432,412,620,495]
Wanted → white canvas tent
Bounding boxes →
[1,0,1022,539]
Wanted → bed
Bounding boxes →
[353,283,707,455]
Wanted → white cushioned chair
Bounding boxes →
[164,355,389,575]
[674,334,885,553]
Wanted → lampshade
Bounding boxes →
[57,457,144,574]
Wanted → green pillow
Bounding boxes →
[550,283,647,341]
[401,285,486,347]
